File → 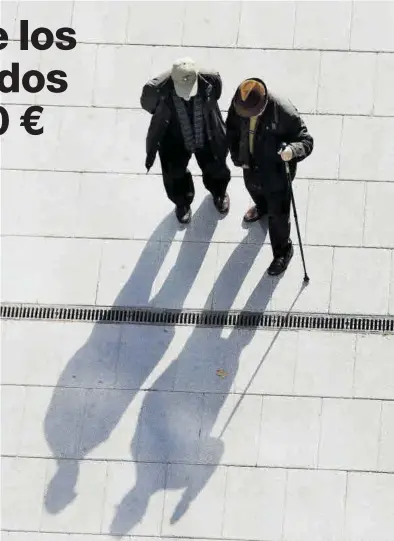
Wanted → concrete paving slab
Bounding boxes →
[172,326,240,395]
[1,457,47,531]
[134,390,204,463]
[345,472,394,541]
[364,182,394,248]
[238,1,296,49]
[79,389,145,462]
[0,321,96,386]
[199,393,262,466]
[1,385,26,456]
[296,114,342,179]
[379,402,394,473]
[306,180,365,246]
[54,107,120,173]
[233,329,298,396]
[1,236,102,305]
[97,238,218,309]
[269,246,333,313]
[340,116,394,182]
[12,1,73,40]
[318,52,376,115]
[183,1,241,48]
[318,398,381,471]
[223,467,286,540]
[94,45,154,109]
[294,331,356,398]
[330,247,391,315]
[73,0,129,44]
[258,396,321,468]
[126,1,185,46]
[351,1,394,52]
[0,1,18,39]
[283,469,347,541]
[75,174,162,241]
[375,53,394,116]
[40,459,107,534]
[161,463,227,538]
[116,324,183,392]
[294,1,352,50]
[354,334,394,400]
[102,461,165,536]
[1,170,80,237]
[212,241,273,311]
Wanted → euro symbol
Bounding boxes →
[20,106,44,135]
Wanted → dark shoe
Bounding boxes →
[268,244,294,276]
[175,206,191,224]
[213,193,230,214]
[243,205,264,223]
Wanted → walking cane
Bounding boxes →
[280,143,310,283]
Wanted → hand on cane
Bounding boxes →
[278,145,293,162]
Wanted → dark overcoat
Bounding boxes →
[226,80,314,192]
[140,70,228,170]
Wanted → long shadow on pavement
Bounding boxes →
[44,196,222,513]
[108,225,306,536]
[44,196,305,536]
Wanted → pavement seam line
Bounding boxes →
[2,453,392,477]
[2,383,393,403]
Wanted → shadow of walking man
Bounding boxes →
[44,196,221,515]
[110,224,301,536]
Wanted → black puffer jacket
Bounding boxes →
[140,70,228,170]
[226,80,314,192]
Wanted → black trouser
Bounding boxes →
[244,169,292,258]
[159,132,230,209]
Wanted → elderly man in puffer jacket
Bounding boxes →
[140,58,231,224]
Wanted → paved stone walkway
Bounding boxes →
[1,2,394,540]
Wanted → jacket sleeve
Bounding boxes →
[279,99,314,162]
[140,71,170,114]
[210,72,222,101]
[201,70,222,101]
[225,101,242,166]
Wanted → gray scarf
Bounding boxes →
[173,93,205,153]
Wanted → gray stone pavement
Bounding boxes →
[1,1,394,540]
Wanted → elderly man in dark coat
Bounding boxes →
[141,58,231,224]
[226,78,314,276]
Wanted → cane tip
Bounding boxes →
[304,275,310,284]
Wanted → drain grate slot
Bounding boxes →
[1,302,393,334]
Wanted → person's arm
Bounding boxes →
[201,70,222,101]
[140,70,170,114]
[279,99,314,162]
[225,101,242,166]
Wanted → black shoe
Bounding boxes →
[268,244,294,276]
[175,206,191,224]
[213,193,230,214]
[243,205,266,223]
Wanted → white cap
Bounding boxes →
[171,57,198,100]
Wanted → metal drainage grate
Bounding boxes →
[1,303,393,334]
